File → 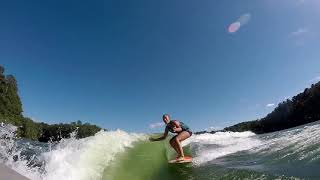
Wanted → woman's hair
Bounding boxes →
[162,114,170,119]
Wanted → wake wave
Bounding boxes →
[41,130,146,180]
[2,121,320,179]
[187,131,262,165]
[254,122,320,163]
[186,121,320,178]
[0,125,146,180]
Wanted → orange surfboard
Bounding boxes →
[168,156,192,164]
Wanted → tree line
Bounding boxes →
[224,81,320,134]
[0,65,103,142]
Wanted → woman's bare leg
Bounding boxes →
[174,131,190,159]
[170,138,180,154]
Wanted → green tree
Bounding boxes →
[0,65,104,142]
[224,81,320,134]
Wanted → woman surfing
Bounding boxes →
[149,114,192,162]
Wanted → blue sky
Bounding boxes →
[1,0,320,132]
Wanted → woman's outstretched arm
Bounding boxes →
[150,127,169,141]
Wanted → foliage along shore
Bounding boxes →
[0,65,103,142]
[223,81,320,134]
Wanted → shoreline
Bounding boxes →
[0,163,30,180]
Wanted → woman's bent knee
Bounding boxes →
[175,137,180,143]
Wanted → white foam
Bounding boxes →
[187,131,262,165]
[188,123,320,166]
[1,126,146,180]
[0,124,42,180]
[254,123,320,162]
[42,130,146,180]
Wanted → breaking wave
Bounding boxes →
[2,120,320,179]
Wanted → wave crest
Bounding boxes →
[188,131,261,165]
[0,125,146,180]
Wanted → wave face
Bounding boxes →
[0,125,146,180]
[1,121,320,179]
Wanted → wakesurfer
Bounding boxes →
[149,114,192,161]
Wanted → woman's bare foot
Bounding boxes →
[176,156,185,161]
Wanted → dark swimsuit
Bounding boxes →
[166,120,192,141]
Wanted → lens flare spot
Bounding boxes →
[228,22,241,33]
[238,13,251,26]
